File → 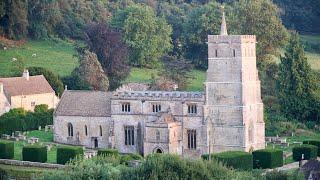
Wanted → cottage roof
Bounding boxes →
[54,90,111,117]
[0,75,54,97]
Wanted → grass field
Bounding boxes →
[0,40,78,77]
[266,131,320,164]
[11,130,57,164]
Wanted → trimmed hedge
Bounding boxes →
[213,151,253,170]
[252,149,283,169]
[57,146,84,164]
[97,149,119,157]
[303,140,320,156]
[22,145,47,163]
[292,144,318,161]
[0,141,14,159]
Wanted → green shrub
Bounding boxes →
[97,149,119,157]
[292,144,318,161]
[213,151,253,170]
[120,153,143,165]
[22,145,47,163]
[0,140,14,159]
[253,149,283,169]
[265,170,288,180]
[201,154,211,160]
[303,140,320,156]
[57,146,84,164]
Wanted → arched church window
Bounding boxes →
[156,130,160,141]
[85,125,88,136]
[100,126,102,136]
[68,123,73,137]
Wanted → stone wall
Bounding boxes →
[10,92,57,111]
[54,115,112,148]
[205,34,265,153]
[0,159,64,169]
[0,93,10,115]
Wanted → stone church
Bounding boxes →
[53,12,265,158]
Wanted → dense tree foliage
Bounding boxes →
[61,71,91,91]
[40,154,255,180]
[0,0,110,40]
[28,67,64,96]
[274,0,320,34]
[181,2,220,68]
[111,4,172,68]
[159,55,193,90]
[229,0,288,71]
[85,24,130,90]
[0,106,53,134]
[75,48,109,91]
[276,33,319,122]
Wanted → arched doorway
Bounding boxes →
[94,138,98,148]
[156,148,163,153]
[154,147,163,153]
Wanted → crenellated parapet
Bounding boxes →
[112,91,205,102]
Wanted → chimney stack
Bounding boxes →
[22,69,29,80]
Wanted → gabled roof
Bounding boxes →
[54,90,111,117]
[0,75,54,97]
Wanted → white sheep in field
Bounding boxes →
[12,58,17,61]
[32,53,37,57]
[3,47,7,50]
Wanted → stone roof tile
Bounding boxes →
[54,90,111,117]
[0,75,54,97]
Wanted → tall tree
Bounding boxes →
[230,0,288,72]
[111,4,172,67]
[160,55,193,90]
[1,0,28,39]
[85,23,130,90]
[276,33,319,122]
[75,48,109,91]
[28,67,64,97]
[182,2,221,69]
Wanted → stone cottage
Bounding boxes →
[53,12,265,157]
[0,69,58,115]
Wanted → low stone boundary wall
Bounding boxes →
[0,159,65,169]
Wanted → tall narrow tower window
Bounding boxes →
[233,49,236,57]
[215,49,218,57]
[85,125,88,136]
[99,126,103,136]
[68,123,73,137]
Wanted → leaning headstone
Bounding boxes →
[45,126,48,132]
[38,126,42,131]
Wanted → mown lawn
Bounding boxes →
[0,40,78,77]
[11,130,57,164]
[266,131,320,164]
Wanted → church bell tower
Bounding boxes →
[205,6,265,153]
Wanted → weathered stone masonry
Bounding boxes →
[53,12,265,158]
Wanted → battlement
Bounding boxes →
[208,35,256,43]
[113,91,205,101]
